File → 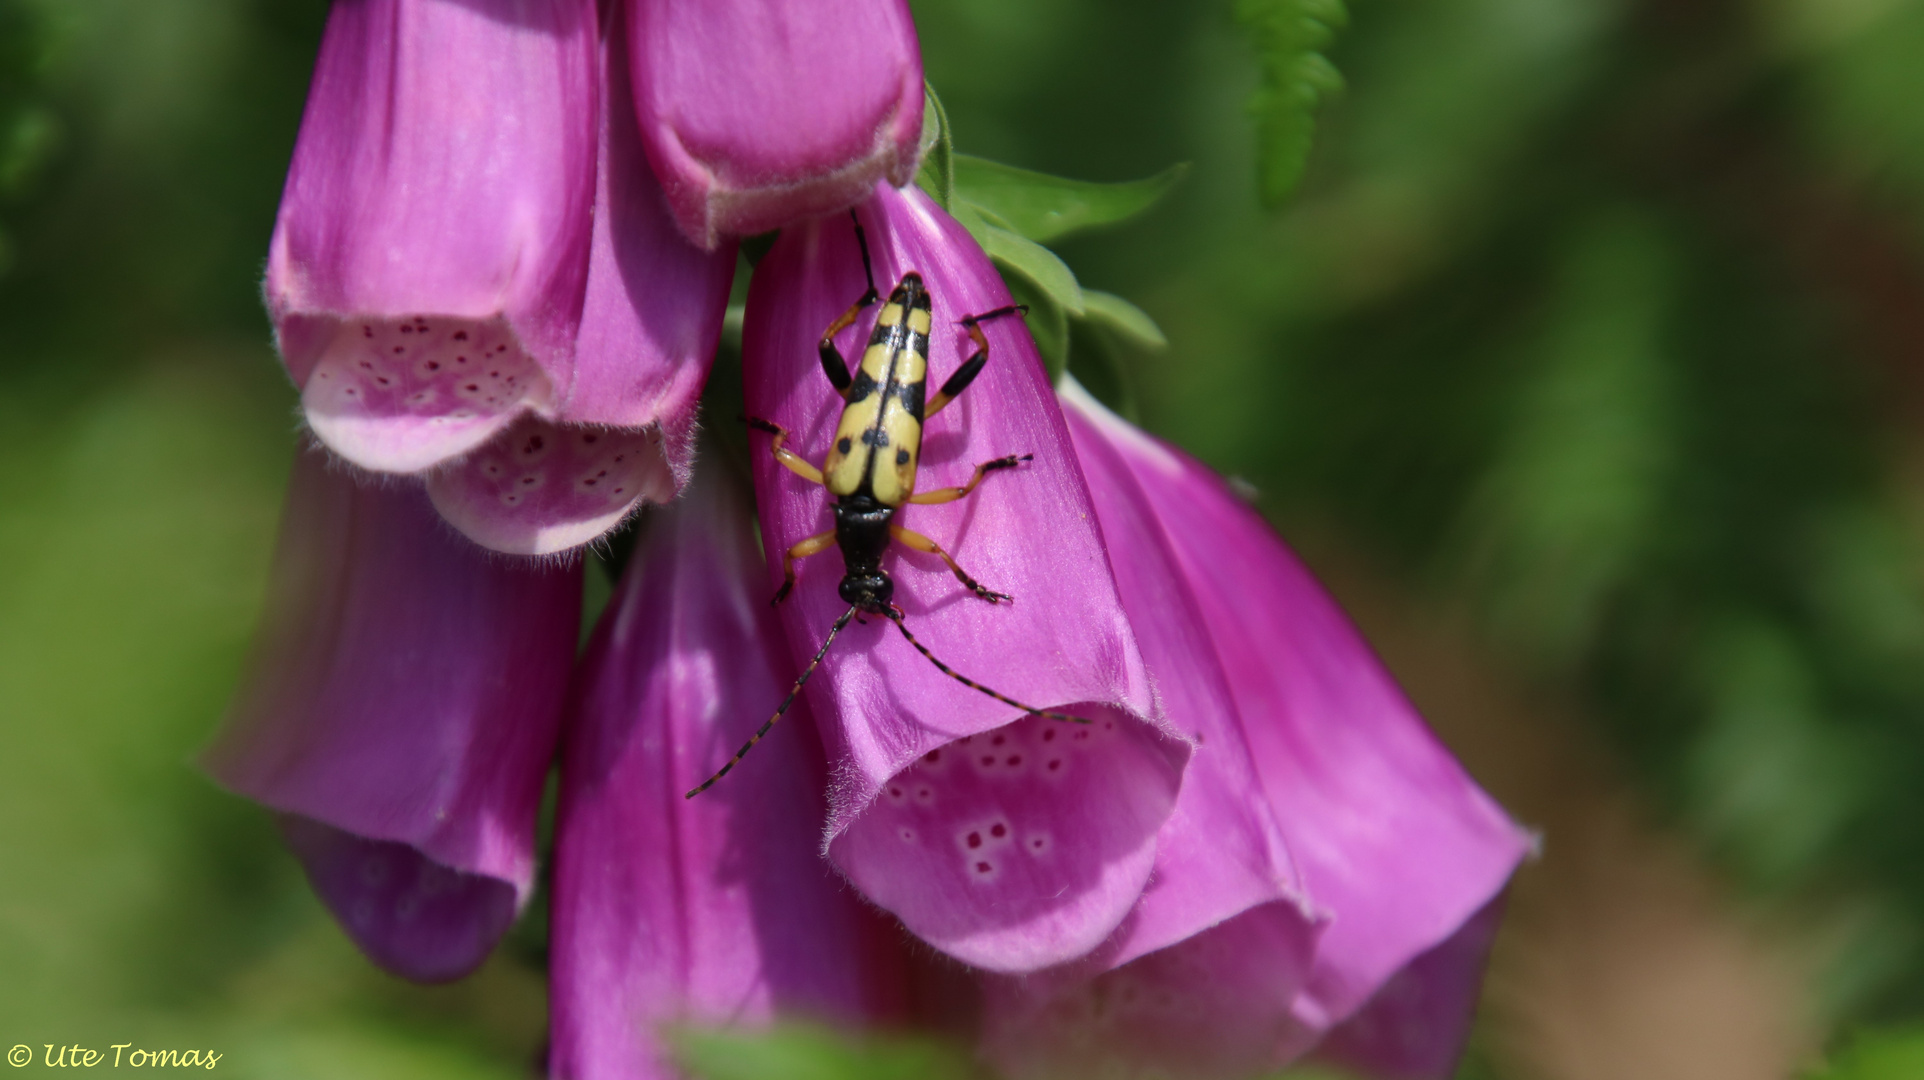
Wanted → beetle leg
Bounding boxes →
[815,212,881,398]
[908,453,1033,505]
[927,304,1028,417]
[743,416,827,486]
[889,524,1012,603]
[773,529,839,606]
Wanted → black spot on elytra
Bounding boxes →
[837,437,853,455]
[896,448,911,466]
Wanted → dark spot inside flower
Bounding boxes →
[583,433,598,444]
[523,436,544,454]
[520,476,536,486]
[427,361,440,371]
[889,786,902,798]
[837,437,853,455]
[975,861,992,874]
[1048,759,1062,771]
[967,832,982,849]
[990,823,1007,838]
[456,356,468,363]
[363,326,373,338]
[359,360,373,370]
[376,376,390,385]
[1043,729,1056,742]
[924,749,941,763]
[496,345,507,353]
[980,756,995,766]
[400,325,412,334]
[466,384,479,392]
[992,735,1006,746]
[1007,755,1022,766]
[1031,838,1046,850]
[612,487,625,495]
[453,331,468,341]
[583,477,598,487]
[393,347,404,354]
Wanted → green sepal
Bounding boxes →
[1002,271,1071,383]
[670,1022,972,1080]
[913,82,955,211]
[1078,289,1168,350]
[952,154,1187,243]
[976,222,1085,317]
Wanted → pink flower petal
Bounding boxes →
[425,415,674,556]
[564,0,736,433]
[300,315,552,474]
[202,448,581,981]
[627,0,924,246]
[1061,381,1529,1038]
[833,710,1181,973]
[269,0,598,473]
[739,183,1170,973]
[1060,395,1314,972]
[550,469,904,1079]
[1311,897,1507,1080]
[983,904,1320,1080]
[278,815,518,984]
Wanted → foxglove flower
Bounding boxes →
[269,0,600,476]
[203,449,582,981]
[627,0,925,248]
[270,0,735,555]
[740,181,1182,974]
[424,0,735,554]
[979,384,1530,1078]
[550,466,905,1079]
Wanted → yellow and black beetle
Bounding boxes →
[687,214,1080,799]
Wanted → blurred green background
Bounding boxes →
[5,0,1924,1076]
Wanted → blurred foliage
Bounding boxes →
[1234,0,1348,205]
[5,0,1924,1076]
[673,1023,974,1080]
[1804,1025,1924,1080]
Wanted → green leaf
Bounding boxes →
[1003,270,1070,383]
[671,1023,972,1080]
[1235,0,1348,206]
[979,223,1084,316]
[953,199,1082,310]
[952,154,1186,243]
[913,82,955,210]
[1078,289,1168,350]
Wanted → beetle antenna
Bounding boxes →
[884,606,1089,725]
[686,604,860,798]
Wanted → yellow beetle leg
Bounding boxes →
[773,529,839,606]
[889,524,1012,604]
[908,453,1033,505]
[745,416,826,486]
[927,304,1025,418]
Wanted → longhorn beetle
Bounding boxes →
[686,213,1086,799]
